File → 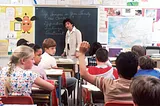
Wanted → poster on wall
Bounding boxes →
[0,6,34,55]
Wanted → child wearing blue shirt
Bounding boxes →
[134,56,160,79]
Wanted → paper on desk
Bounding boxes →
[58,58,74,63]
[82,84,100,91]
[45,69,63,75]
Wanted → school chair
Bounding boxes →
[0,96,34,104]
[105,101,135,106]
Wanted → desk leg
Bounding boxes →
[58,76,62,106]
[50,92,52,106]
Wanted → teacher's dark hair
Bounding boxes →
[63,18,74,27]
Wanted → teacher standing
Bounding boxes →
[62,18,82,60]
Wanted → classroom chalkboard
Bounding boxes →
[35,7,97,55]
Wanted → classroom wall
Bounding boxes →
[0,0,160,60]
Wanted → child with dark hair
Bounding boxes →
[88,42,112,67]
[82,47,118,105]
[134,56,160,78]
[131,45,145,58]
[61,18,82,60]
[88,42,102,66]
[28,43,47,80]
[16,38,29,46]
[130,76,160,106]
[78,41,138,102]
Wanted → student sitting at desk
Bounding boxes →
[29,43,47,80]
[78,41,138,103]
[0,46,54,96]
[130,76,160,106]
[38,38,76,106]
[83,47,118,104]
[134,56,160,79]
[131,45,145,58]
[88,42,112,67]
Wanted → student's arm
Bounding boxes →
[34,77,54,91]
[78,41,96,85]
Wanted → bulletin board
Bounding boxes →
[0,6,34,55]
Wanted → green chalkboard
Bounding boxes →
[35,7,97,55]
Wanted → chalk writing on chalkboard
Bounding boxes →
[39,9,91,35]
[35,7,97,55]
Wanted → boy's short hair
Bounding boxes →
[138,56,156,69]
[96,48,108,62]
[89,42,102,56]
[63,18,74,27]
[42,38,56,49]
[131,45,145,58]
[116,52,138,80]
[130,76,160,106]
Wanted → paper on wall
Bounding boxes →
[81,0,93,5]
[8,39,17,52]
[0,21,10,40]
[45,0,58,4]
[16,7,22,15]
[36,0,46,4]
[0,40,8,56]
[58,0,68,5]
[103,0,126,6]
[11,0,23,4]
[68,0,80,5]
[6,7,15,21]
[94,0,102,4]
[6,31,17,39]
[0,0,10,4]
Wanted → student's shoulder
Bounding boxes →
[96,76,114,85]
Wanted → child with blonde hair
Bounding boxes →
[0,45,54,96]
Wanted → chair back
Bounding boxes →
[105,101,135,106]
[0,96,34,104]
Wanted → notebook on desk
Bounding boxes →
[57,58,74,63]
[44,69,63,75]
[82,84,100,91]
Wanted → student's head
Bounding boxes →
[29,43,42,65]
[131,45,145,58]
[63,18,74,31]
[96,48,108,62]
[89,42,102,56]
[17,38,29,46]
[116,52,138,80]
[42,38,56,55]
[139,56,156,70]
[8,46,34,75]
[130,76,160,106]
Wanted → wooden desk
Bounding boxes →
[56,58,76,77]
[32,87,52,106]
[45,69,63,106]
